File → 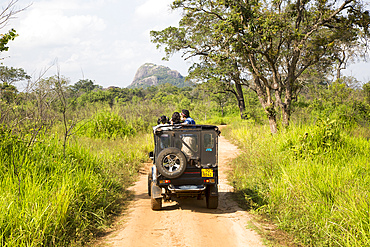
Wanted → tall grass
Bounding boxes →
[77,111,136,139]
[224,120,370,246]
[0,126,153,246]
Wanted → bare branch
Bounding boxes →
[0,0,30,29]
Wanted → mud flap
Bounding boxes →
[209,184,218,197]
[151,183,162,199]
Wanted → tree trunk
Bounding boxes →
[237,98,245,119]
[268,114,278,134]
[282,106,290,128]
[276,77,293,128]
[235,82,246,119]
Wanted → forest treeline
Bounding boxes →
[2,65,370,131]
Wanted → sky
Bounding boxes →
[2,0,194,89]
[2,0,370,89]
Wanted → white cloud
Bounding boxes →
[3,0,190,88]
[135,0,174,20]
[12,1,106,48]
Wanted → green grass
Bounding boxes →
[223,121,370,246]
[77,111,136,139]
[0,128,153,246]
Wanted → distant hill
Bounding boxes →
[127,63,192,89]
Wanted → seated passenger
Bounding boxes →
[157,115,170,125]
[170,112,182,125]
[181,109,195,125]
[153,115,170,132]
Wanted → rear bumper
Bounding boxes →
[168,184,206,192]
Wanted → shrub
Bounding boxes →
[289,118,343,157]
[78,111,135,139]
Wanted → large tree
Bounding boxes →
[151,0,370,133]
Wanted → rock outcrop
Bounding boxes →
[128,63,191,88]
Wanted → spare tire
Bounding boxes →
[156,147,186,179]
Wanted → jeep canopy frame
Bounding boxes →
[153,125,220,168]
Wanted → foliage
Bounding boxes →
[291,77,370,129]
[68,79,102,95]
[0,66,30,84]
[225,121,370,246]
[151,0,370,133]
[0,66,30,103]
[364,82,370,105]
[289,118,343,157]
[77,111,135,139]
[0,82,17,103]
[0,29,17,53]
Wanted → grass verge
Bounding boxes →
[0,129,153,246]
[223,121,370,247]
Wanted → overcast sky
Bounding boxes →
[3,0,194,88]
[2,0,370,89]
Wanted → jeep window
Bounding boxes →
[180,134,198,157]
[204,133,214,149]
[160,134,170,150]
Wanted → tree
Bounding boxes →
[0,66,30,83]
[151,0,370,133]
[0,82,17,103]
[69,79,101,95]
[0,66,30,103]
[188,58,250,118]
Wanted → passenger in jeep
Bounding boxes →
[170,112,182,124]
[157,115,170,125]
[181,109,195,125]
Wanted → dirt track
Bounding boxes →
[98,133,264,247]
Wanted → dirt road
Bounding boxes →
[98,134,264,247]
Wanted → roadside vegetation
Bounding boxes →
[222,81,370,246]
[0,113,152,246]
[1,68,369,246]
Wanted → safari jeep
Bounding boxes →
[148,124,220,210]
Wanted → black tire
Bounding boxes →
[151,181,162,210]
[147,172,152,196]
[156,147,186,179]
[206,185,218,209]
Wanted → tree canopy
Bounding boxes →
[151,0,370,133]
[0,66,30,84]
